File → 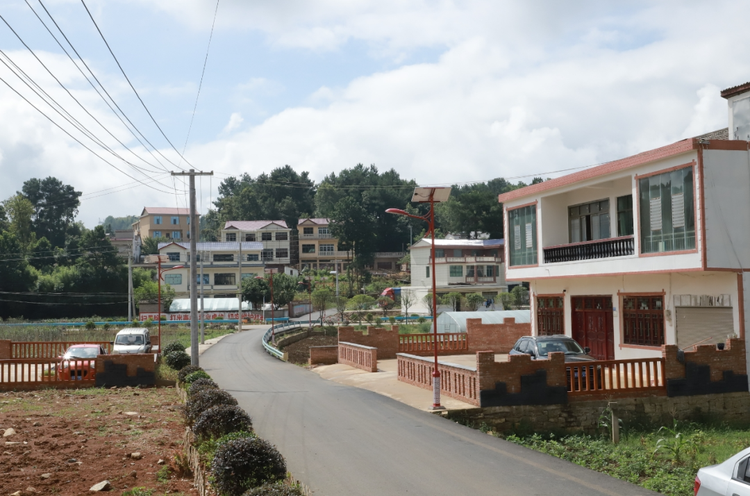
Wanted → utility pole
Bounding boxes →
[127,251,133,322]
[238,237,243,331]
[172,169,213,366]
[200,249,205,344]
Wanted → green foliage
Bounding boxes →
[511,285,529,308]
[242,483,305,496]
[193,404,253,441]
[85,321,96,330]
[268,273,301,310]
[121,488,154,496]
[464,293,485,311]
[388,316,396,325]
[184,370,211,384]
[134,275,176,311]
[156,464,171,483]
[184,388,239,427]
[653,420,705,466]
[311,287,333,314]
[188,378,219,397]
[242,276,270,310]
[22,176,82,248]
[400,289,415,316]
[334,296,349,322]
[100,214,139,232]
[498,292,514,310]
[163,341,187,356]
[165,351,192,371]
[3,193,35,247]
[348,295,376,325]
[140,236,171,256]
[445,292,463,311]
[197,430,255,470]
[376,296,395,316]
[211,437,287,495]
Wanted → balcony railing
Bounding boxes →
[301,233,333,239]
[431,256,500,264]
[464,276,497,284]
[543,236,634,264]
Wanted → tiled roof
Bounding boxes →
[298,218,330,225]
[141,207,193,216]
[721,82,750,99]
[695,128,729,140]
[224,220,289,230]
[158,241,264,251]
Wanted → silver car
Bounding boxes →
[696,447,750,495]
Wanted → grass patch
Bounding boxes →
[503,421,750,496]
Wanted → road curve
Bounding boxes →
[201,328,658,496]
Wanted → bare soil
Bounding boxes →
[282,335,338,365]
[0,387,194,495]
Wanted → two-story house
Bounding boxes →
[222,220,291,271]
[409,238,506,313]
[298,218,349,272]
[132,207,194,240]
[497,82,750,363]
[157,241,264,299]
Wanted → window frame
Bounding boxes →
[166,252,180,262]
[568,198,610,243]
[617,195,634,237]
[171,216,179,225]
[213,254,234,262]
[246,253,259,261]
[507,202,538,267]
[449,265,463,277]
[275,232,288,241]
[261,232,273,241]
[276,248,289,259]
[319,244,334,255]
[536,295,564,336]
[164,273,182,285]
[214,273,236,286]
[261,249,274,261]
[152,231,161,238]
[302,244,316,254]
[153,216,162,225]
[225,232,237,242]
[621,294,665,347]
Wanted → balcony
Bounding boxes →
[431,256,501,264]
[543,236,634,264]
[464,276,497,284]
[301,233,333,239]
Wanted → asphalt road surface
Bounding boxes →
[201,328,658,496]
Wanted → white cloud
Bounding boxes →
[222,112,244,134]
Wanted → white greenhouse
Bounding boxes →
[435,310,530,334]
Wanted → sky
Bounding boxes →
[0,0,748,228]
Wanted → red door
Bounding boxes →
[572,296,614,360]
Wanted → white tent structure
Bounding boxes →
[169,298,252,312]
[436,310,530,334]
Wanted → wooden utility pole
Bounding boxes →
[171,169,213,366]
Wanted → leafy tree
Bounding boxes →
[242,276,269,310]
[78,225,121,271]
[311,287,333,316]
[423,293,436,317]
[21,177,81,248]
[348,294,375,325]
[0,231,37,317]
[498,292,514,310]
[445,292,463,312]
[141,236,172,255]
[511,285,530,308]
[267,273,299,310]
[377,296,394,316]
[3,194,35,247]
[465,292,485,311]
[400,288,415,318]
[0,203,9,232]
[29,236,54,272]
[100,215,138,231]
[134,278,176,311]
[335,295,349,323]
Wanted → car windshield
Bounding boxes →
[116,334,144,345]
[63,347,98,359]
[537,340,584,357]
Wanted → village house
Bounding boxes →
[221,220,291,272]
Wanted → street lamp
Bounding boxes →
[330,270,339,297]
[386,186,451,410]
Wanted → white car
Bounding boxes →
[696,447,750,495]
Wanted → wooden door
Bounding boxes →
[572,296,614,360]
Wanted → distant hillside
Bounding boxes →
[100,215,138,231]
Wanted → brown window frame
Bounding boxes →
[622,295,665,346]
[537,296,564,336]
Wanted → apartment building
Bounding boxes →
[132,207,194,240]
[496,82,750,364]
[298,218,349,272]
[157,241,264,299]
[222,220,291,271]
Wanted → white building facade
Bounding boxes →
[222,220,291,270]
[498,83,750,363]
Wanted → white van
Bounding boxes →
[113,328,152,354]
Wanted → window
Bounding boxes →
[466,266,475,277]
[226,233,237,242]
[213,254,234,262]
[303,227,314,235]
[152,231,161,238]
[186,217,190,224]
[639,166,695,253]
[485,265,495,277]
[262,249,274,261]
[320,244,334,255]
[164,273,182,285]
[196,274,209,285]
[377,261,392,269]
[617,195,634,236]
[508,205,537,266]
[166,252,180,262]
[537,296,563,336]
[171,216,179,225]
[247,253,259,261]
[622,296,664,346]
[569,199,610,243]
[435,249,445,258]
[172,231,181,239]
[154,216,162,225]
[318,227,330,237]
[425,266,430,278]
[261,232,272,241]
[275,232,288,241]
[453,249,463,257]
[214,273,236,286]
[245,233,255,241]
[302,244,316,254]
[276,248,289,259]
[449,265,463,277]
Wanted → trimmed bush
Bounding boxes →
[242,483,304,496]
[184,388,238,426]
[177,365,203,383]
[193,404,253,441]
[212,437,286,495]
[188,378,218,397]
[165,351,191,371]
[162,341,186,356]
[197,430,255,470]
[184,370,211,384]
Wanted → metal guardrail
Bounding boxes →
[261,319,321,359]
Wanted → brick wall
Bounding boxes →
[663,338,748,396]
[338,326,400,359]
[466,318,529,354]
[309,345,338,366]
[477,351,567,393]
[0,340,10,359]
[338,343,378,372]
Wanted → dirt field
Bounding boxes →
[282,335,338,364]
[0,386,194,495]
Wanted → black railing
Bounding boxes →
[543,236,634,264]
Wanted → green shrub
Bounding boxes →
[163,341,186,356]
[184,388,238,426]
[85,321,96,330]
[388,316,396,325]
[177,364,202,383]
[188,378,218,397]
[184,370,211,384]
[242,483,304,496]
[165,351,191,371]
[417,316,426,324]
[212,437,286,495]
[103,323,110,331]
[193,404,253,441]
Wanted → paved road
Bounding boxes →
[201,328,657,496]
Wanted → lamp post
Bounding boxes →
[157,257,184,348]
[386,186,451,410]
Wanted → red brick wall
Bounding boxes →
[338,326,400,359]
[477,351,567,393]
[0,340,10,359]
[95,354,156,376]
[663,338,746,381]
[338,343,378,372]
[309,345,338,366]
[466,318,530,354]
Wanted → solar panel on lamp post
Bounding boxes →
[386,186,451,410]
